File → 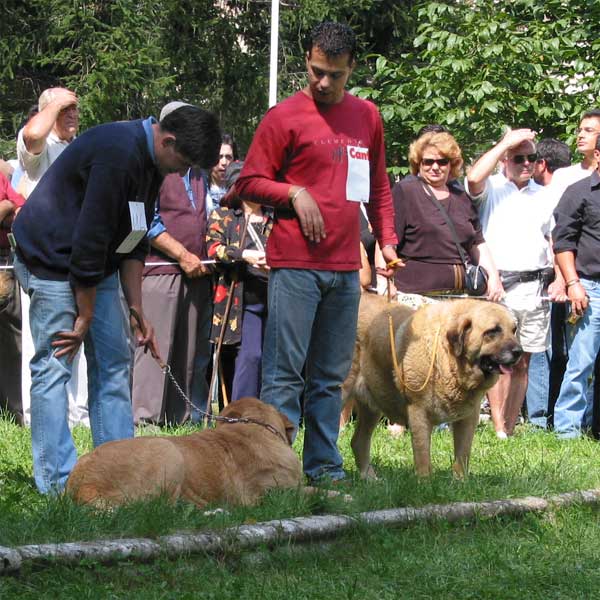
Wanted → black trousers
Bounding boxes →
[0,266,23,424]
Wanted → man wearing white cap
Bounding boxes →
[131,101,215,425]
[13,102,221,493]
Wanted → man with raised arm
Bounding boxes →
[466,129,558,438]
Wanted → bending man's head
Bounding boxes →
[156,105,221,175]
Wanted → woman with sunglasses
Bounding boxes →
[392,131,502,300]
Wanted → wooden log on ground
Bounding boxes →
[2,489,600,574]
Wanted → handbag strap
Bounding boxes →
[419,180,470,265]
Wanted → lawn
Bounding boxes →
[1,414,600,598]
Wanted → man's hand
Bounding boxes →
[52,315,92,362]
[568,281,588,318]
[377,245,405,278]
[129,307,161,360]
[178,249,210,278]
[290,188,326,243]
[548,277,567,303]
[51,88,79,111]
[499,128,536,151]
[52,283,95,362]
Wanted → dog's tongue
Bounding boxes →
[499,364,513,375]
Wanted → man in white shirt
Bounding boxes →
[525,139,572,429]
[16,87,79,197]
[466,129,562,438]
[549,108,599,195]
[16,86,88,427]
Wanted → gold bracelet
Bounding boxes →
[566,278,580,288]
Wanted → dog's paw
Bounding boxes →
[451,462,467,480]
[360,464,379,481]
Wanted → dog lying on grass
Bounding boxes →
[66,397,303,508]
[343,294,522,478]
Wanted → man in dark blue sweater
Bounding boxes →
[13,105,221,494]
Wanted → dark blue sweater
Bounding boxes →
[14,119,162,287]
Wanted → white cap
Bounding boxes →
[159,101,192,121]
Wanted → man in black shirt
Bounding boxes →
[552,136,600,438]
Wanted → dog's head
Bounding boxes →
[446,300,522,379]
[217,397,296,445]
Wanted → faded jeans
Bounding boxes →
[14,256,133,493]
[260,268,360,481]
[553,278,600,438]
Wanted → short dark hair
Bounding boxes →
[304,22,356,63]
[582,108,600,121]
[536,138,572,173]
[159,106,221,169]
[221,133,238,161]
[416,124,450,138]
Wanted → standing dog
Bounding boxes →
[66,397,302,508]
[343,295,522,478]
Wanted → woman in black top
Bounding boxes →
[393,131,502,299]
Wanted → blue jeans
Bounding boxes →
[553,278,600,438]
[261,269,360,481]
[14,256,133,493]
[526,350,550,428]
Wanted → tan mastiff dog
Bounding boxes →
[66,397,302,508]
[343,294,522,478]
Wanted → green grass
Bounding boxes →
[2,415,600,597]
[2,505,600,599]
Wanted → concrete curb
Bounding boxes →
[3,488,600,574]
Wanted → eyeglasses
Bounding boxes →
[421,157,450,167]
[511,153,537,164]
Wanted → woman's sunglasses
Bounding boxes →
[421,158,450,167]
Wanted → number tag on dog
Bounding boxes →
[116,202,147,254]
[346,145,370,203]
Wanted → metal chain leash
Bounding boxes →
[157,359,288,444]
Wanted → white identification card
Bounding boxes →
[346,145,370,203]
[116,201,147,254]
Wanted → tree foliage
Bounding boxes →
[354,0,600,174]
[1,0,598,168]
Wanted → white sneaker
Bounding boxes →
[496,430,508,440]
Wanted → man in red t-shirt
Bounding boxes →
[236,22,399,482]
[0,172,25,423]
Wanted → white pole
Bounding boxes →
[268,0,280,107]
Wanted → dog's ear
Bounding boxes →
[446,316,472,357]
[281,414,296,445]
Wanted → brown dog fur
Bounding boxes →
[66,397,302,508]
[343,294,522,478]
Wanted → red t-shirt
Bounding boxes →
[0,172,25,249]
[236,91,397,270]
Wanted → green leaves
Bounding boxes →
[0,0,597,163]
[355,0,600,168]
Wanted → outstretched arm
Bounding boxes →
[466,129,536,196]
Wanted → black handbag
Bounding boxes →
[420,181,488,296]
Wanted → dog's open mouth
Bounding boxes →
[479,350,522,375]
